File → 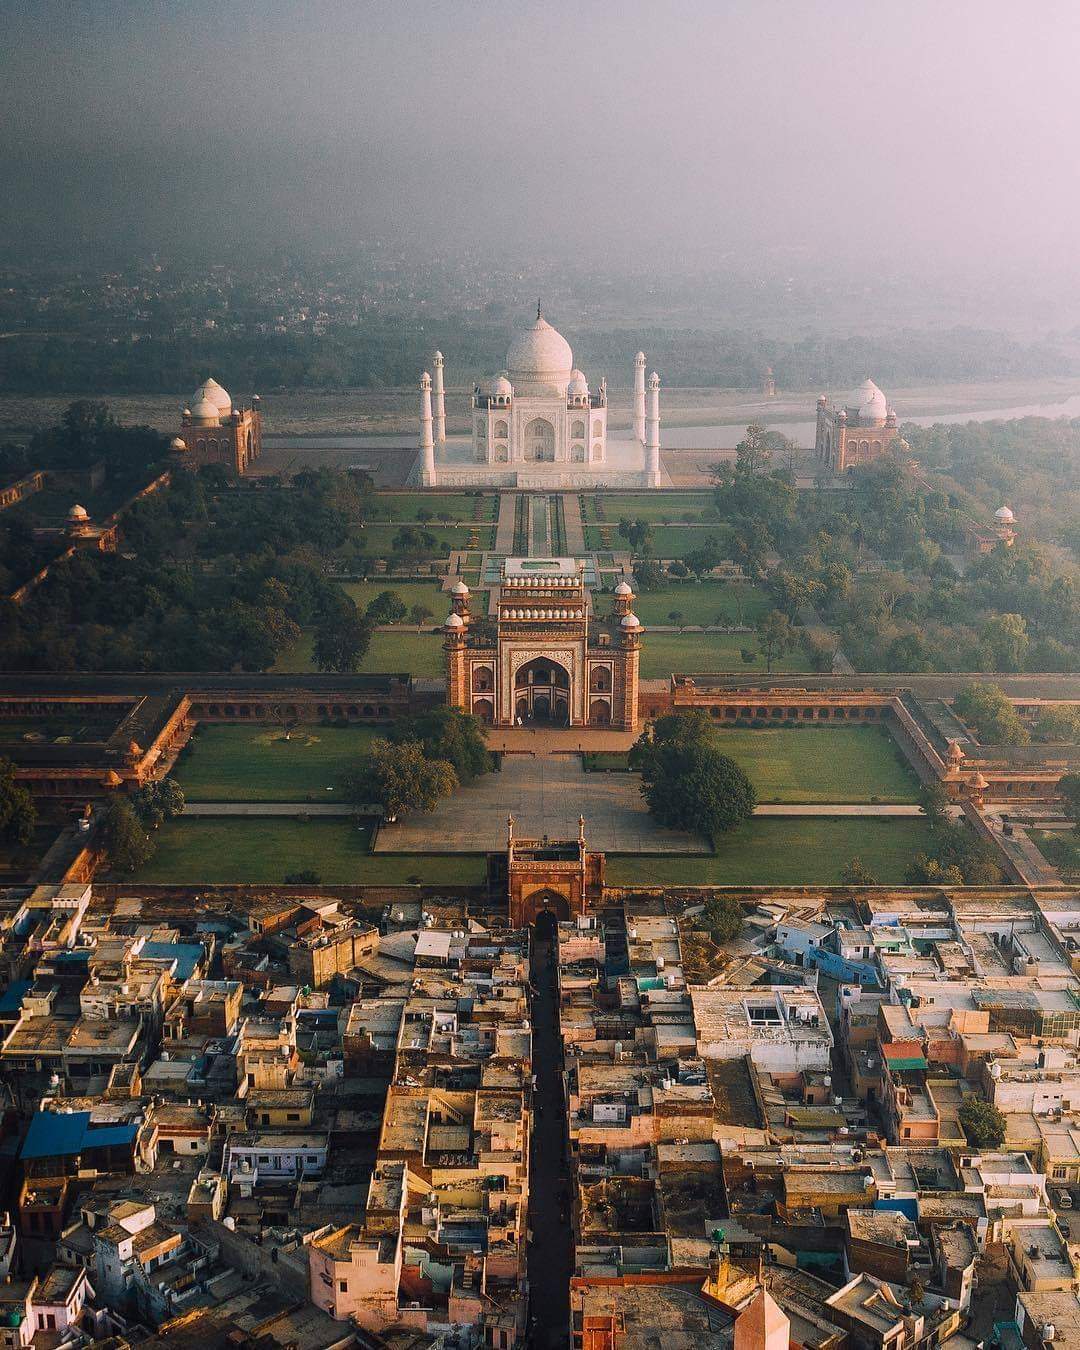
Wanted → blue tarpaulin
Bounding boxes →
[21,1111,137,1160]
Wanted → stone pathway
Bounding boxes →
[494,492,518,553]
[561,492,586,553]
[373,755,702,854]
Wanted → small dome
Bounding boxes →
[190,397,221,425]
[192,377,232,416]
[451,580,470,596]
[621,613,641,629]
[169,436,188,452]
[445,612,464,629]
[67,504,89,522]
[506,315,573,386]
[488,372,513,399]
[615,581,634,596]
[995,506,1015,523]
[568,369,589,395]
[850,378,887,423]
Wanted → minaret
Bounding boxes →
[633,351,646,443]
[432,351,446,443]
[419,372,437,486]
[644,371,661,488]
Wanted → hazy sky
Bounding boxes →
[3,0,1080,280]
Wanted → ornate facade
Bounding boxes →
[416,310,663,488]
[172,377,262,477]
[815,378,900,473]
[444,558,642,731]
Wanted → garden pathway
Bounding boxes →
[494,492,518,552]
[560,492,587,553]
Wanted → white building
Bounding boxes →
[416,308,664,488]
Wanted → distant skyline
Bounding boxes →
[3,0,1080,305]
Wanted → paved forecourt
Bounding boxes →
[374,754,702,854]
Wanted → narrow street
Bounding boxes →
[527,923,572,1347]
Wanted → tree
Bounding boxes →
[953,683,1030,745]
[345,740,458,820]
[668,611,685,630]
[981,612,1029,672]
[1035,708,1080,744]
[919,783,950,828]
[1060,773,1080,835]
[99,797,154,873]
[958,1095,1006,1149]
[629,713,757,840]
[768,569,810,622]
[0,757,35,845]
[131,778,185,830]
[313,609,372,673]
[408,603,434,632]
[684,537,723,579]
[365,590,407,624]
[618,517,653,553]
[841,857,878,885]
[700,895,744,944]
[756,609,795,673]
[632,558,666,592]
[390,708,491,784]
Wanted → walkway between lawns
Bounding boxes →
[494,493,518,552]
[182,798,924,818]
[561,492,586,553]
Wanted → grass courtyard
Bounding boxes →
[585,524,733,558]
[586,727,920,804]
[340,580,451,619]
[353,522,495,556]
[606,817,935,886]
[638,631,808,677]
[368,492,496,522]
[271,629,446,676]
[174,724,379,801]
[131,818,486,885]
[584,492,715,523]
[1031,831,1080,881]
[600,582,770,628]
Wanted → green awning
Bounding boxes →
[885,1055,928,1071]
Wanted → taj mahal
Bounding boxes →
[413,307,665,489]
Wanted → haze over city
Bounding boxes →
[4,0,1080,309]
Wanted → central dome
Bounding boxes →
[850,378,887,424]
[506,315,573,387]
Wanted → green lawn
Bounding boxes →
[131,818,487,885]
[585,728,919,804]
[352,523,495,556]
[599,583,769,628]
[638,631,808,677]
[271,629,446,676]
[368,492,497,522]
[341,580,451,619]
[1031,831,1080,881]
[585,524,732,558]
[174,724,380,801]
[607,817,935,885]
[585,492,715,523]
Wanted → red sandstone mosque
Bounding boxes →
[815,378,901,473]
[171,377,262,476]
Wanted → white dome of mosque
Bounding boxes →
[506,314,574,385]
[995,506,1015,522]
[67,504,89,522]
[620,613,641,630]
[488,373,513,399]
[169,436,188,452]
[192,377,232,416]
[451,580,470,596]
[445,612,465,629]
[190,398,221,425]
[615,581,634,596]
[851,378,888,423]
[568,369,589,396]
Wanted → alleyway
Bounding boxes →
[527,924,571,1347]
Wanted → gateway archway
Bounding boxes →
[514,657,571,726]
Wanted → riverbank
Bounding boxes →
[4,374,1080,443]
